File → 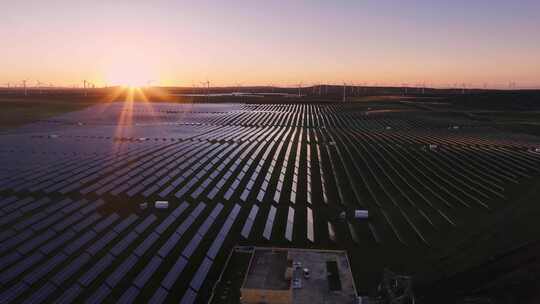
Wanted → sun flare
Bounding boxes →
[104,61,158,88]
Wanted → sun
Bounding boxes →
[104,61,158,88]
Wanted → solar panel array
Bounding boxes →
[1,101,540,302]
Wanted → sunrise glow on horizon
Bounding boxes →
[1,0,539,89]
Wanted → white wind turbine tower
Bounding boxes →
[342,82,347,102]
[235,82,242,94]
[402,83,408,95]
[35,80,44,94]
[201,80,210,101]
[83,80,88,97]
[22,79,28,96]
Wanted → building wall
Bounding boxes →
[241,288,292,304]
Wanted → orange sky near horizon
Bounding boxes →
[1,1,539,89]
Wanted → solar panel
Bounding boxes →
[158,232,181,258]
[93,213,120,233]
[285,207,294,241]
[55,284,82,304]
[307,207,314,242]
[23,252,66,285]
[53,212,84,232]
[51,253,91,286]
[110,231,137,256]
[182,234,203,259]
[190,257,213,291]
[63,230,96,255]
[73,213,102,232]
[17,229,55,255]
[112,214,138,234]
[207,234,225,260]
[0,252,21,271]
[86,231,117,256]
[134,256,162,289]
[40,230,75,255]
[229,204,241,220]
[135,214,157,234]
[149,287,169,304]
[79,254,114,287]
[0,282,28,303]
[179,288,197,304]
[14,212,47,231]
[156,214,179,235]
[118,286,139,304]
[86,284,111,304]
[208,203,224,219]
[106,254,138,288]
[172,202,189,217]
[24,282,56,304]
[161,256,188,290]
[247,205,259,220]
[263,206,277,240]
[134,232,159,257]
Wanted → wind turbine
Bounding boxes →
[235,82,242,94]
[22,79,28,96]
[83,80,88,96]
[402,83,408,95]
[297,82,303,97]
[201,80,210,101]
[342,82,347,102]
[35,80,44,94]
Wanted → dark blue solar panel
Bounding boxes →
[112,214,139,234]
[79,254,114,287]
[17,229,56,255]
[134,232,159,257]
[0,282,28,303]
[0,252,44,284]
[110,231,138,256]
[134,256,162,289]
[52,253,90,286]
[40,230,75,255]
[0,252,21,270]
[179,288,197,304]
[190,257,212,291]
[118,286,139,304]
[73,213,102,232]
[106,254,138,288]
[158,233,181,258]
[161,256,188,290]
[24,282,56,304]
[23,252,66,285]
[55,284,82,304]
[149,287,168,304]
[93,213,120,233]
[135,214,157,234]
[63,230,96,255]
[86,284,111,304]
[182,234,202,259]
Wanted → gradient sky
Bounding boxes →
[1,0,539,88]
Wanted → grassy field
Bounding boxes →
[0,97,98,130]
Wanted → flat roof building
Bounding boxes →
[240,247,358,304]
